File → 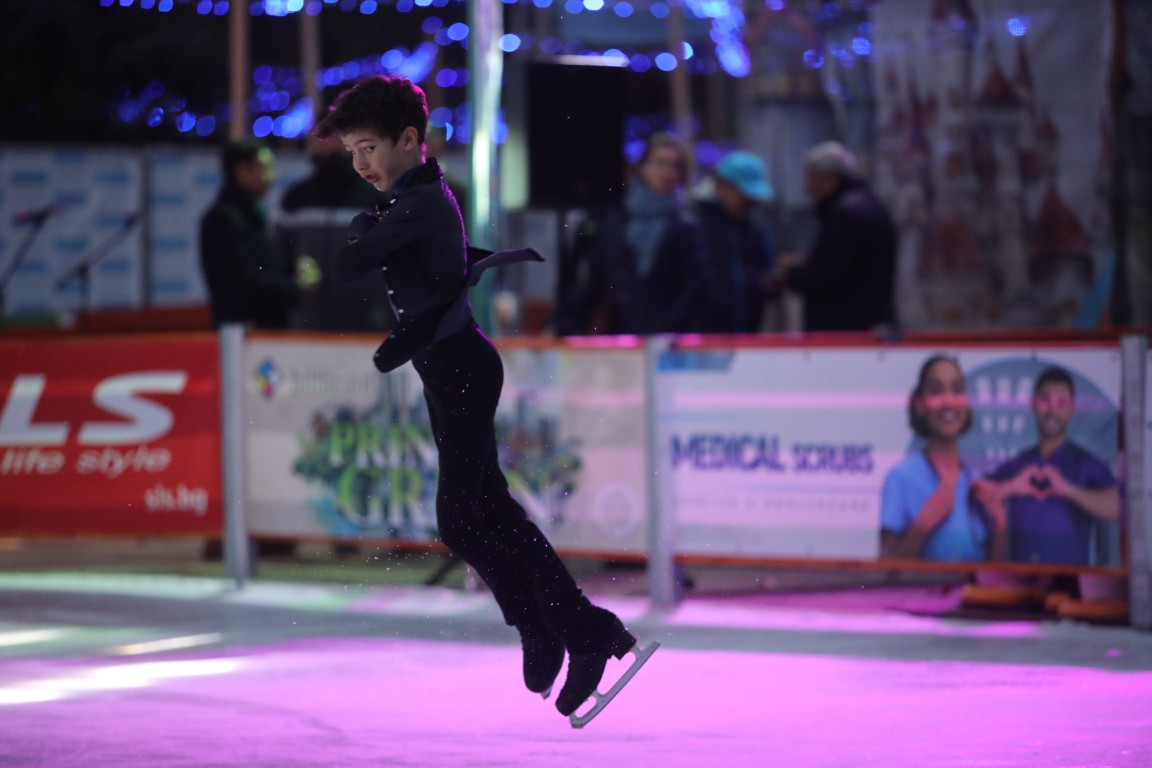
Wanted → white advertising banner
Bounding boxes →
[241,338,648,556]
[659,346,1122,567]
[241,337,1123,569]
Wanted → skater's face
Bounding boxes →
[342,126,420,192]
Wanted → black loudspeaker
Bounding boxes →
[526,63,626,209]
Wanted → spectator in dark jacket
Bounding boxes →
[778,141,897,335]
[279,137,391,331]
[693,150,777,334]
[199,140,315,329]
[560,134,709,336]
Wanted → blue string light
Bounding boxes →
[96,0,875,140]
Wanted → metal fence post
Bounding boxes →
[645,335,680,609]
[1122,335,1150,630]
[220,323,253,587]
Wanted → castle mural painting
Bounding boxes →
[873,0,1113,329]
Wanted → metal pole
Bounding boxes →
[220,323,253,587]
[466,0,502,331]
[300,9,322,124]
[667,0,696,180]
[229,1,250,139]
[645,335,680,609]
[1121,335,1150,629]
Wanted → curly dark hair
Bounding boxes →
[314,75,428,145]
[907,354,973,439]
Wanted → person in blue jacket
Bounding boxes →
[314,75,656,725]
[880,355,1006,562]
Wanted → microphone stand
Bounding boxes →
[0,216,51,332]
[55,215,140,319]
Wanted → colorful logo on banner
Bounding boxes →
[253,358,287,401]
[290,399,581,539]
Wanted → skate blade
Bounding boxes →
[540,684,552,701]
[567,640,660,729]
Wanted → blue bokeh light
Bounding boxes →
[253,116,274,137]
[1007,17,1027,36]
[175,113,197,133]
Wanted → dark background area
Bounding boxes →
[0,0,458,144]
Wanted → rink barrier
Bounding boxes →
[1121,336,1150,630]
[215,328,1150,614]
[1,327,1147,626]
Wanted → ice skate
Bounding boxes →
[564,637,659,728]
[517,623,565,699]
[554,614,659,728]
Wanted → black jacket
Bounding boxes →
[693,199,777,334]
[336,159,539,372]
[199,183,299,329]
[787,180,898,333]
[562,204,710,336]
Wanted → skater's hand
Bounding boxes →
[346,210,380,243]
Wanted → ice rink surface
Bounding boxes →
[1,573,1150,767]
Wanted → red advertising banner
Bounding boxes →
[0,334,222,536]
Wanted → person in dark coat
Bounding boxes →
[779,141,898,335]
[693,150,778,334]
[199,140,314,329]
[560,134,709,336]
[315,75,656,725]
[279,137,393,332]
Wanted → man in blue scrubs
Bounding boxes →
[984,366,1121,565]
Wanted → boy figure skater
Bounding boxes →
[314,75,657,727]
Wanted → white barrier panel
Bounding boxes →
[658,346,1123,566]
[240,337,649,556]
[237,335,1125,570]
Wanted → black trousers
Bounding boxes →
[412,321,583,630]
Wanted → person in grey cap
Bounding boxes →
[776,141,898,335]
[693,150,778,334]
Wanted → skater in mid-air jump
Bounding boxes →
[314,74,657,727]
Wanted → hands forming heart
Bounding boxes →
[1016,463,1067,499]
